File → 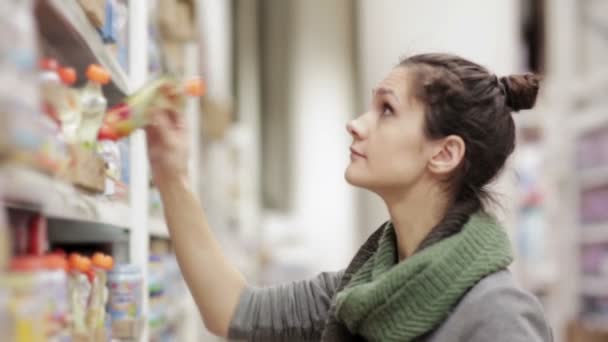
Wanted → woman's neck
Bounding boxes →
[380,181,448,261]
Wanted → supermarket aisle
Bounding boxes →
[0,0,206,340]
[2,0,608,341]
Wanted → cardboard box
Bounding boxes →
[78,0,106,29]
[201,97,234,141]
[161,39,185,74]
[158,0,196,42]
[61,144,105,193]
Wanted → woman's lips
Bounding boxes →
[350,147,366,159]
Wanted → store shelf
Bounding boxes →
[580,314,608,332]
[581,275,608,296]
[581,223,608,244]
[167,294,193,321]
[150,215,169,239]
[569,66,608,106]
[570,103,608,137]
[578,166,608,189]
[0,165,131,229]
[34,0,130,106]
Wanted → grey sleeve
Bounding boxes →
[454,274,553,342]
[228,271,345,342]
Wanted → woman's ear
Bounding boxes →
[428,135,465,175]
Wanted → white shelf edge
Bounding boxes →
[0,165,131,229]
[46,0,130,94]
[149,215,169,238]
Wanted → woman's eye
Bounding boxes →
[381,104,393,116]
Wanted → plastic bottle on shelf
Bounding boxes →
[87,252,114,336]
[56,66,82,142]
[39,58,62,123]
[0,0,40,118]
[77,64,110,147]
[98,76,205,141]
[6,256,50,342]
[68,253,92,336]
[107,263,143,340]
[42,253,69,340]
[97,139,122,198]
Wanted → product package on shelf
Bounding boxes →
[2,209,117,340]
[0,0,69,175]
[157,0,197,42]
[107,263,143,340]
[98,75,205,142]
[57,64,112,194]
[78,0,106,29]
[101,0,129,71]
[68,251,115,341]
[148,245,188,341]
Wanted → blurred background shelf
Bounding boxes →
[150,215,169,239]
[581,223,608,244]
[578,166,608,189]
[581,276,608,297]
[166,294,193,322]
[0,165,131,229]
[34,0,130,106]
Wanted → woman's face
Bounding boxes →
[345,67,436,194]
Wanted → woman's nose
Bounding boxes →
[346,117,365,140]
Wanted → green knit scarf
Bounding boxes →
[334,213,513,342]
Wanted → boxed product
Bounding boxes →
[61,144,106,193]
[77,0,106,29]
[157,0,197,42]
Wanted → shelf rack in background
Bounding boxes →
[35,0,130,106]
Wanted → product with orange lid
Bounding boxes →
[39,57,62,124]
[87,252,114,333]
[77,64,111,146]
[68,253,92,334]
[42,253,69,339]
[56,66,82,141]
[3,256,48,342]
[98,76,206,141]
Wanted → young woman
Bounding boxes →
[146,53,553,341]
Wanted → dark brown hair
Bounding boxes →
[399,53,540,250]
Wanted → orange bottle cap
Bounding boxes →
[68,253,92,273]
[10,256,45,272]
[58,67,77,85]
[92,252,114,270]
[184,78,206,97]
[86,64,111,85]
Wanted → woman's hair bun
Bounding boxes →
[499,73,540,112]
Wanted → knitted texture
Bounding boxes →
[333,213,513,342]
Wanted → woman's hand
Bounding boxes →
[145,109,189,186]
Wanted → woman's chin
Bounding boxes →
[344,166,367,188]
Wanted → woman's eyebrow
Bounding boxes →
[372,87,400,104]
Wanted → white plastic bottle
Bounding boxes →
[77,64,110,147]
[56,66,81,142]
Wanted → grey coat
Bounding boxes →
[228,269,553,341]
